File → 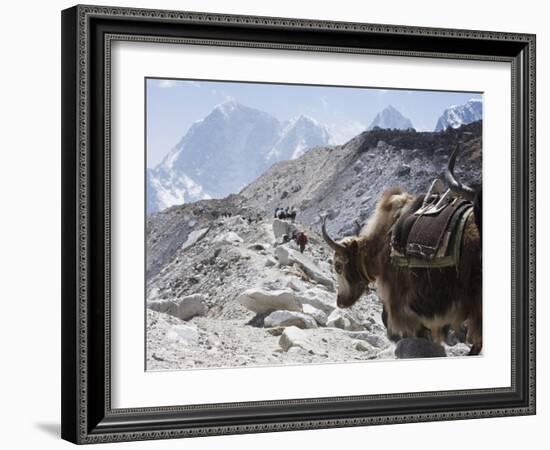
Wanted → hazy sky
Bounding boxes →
[146,78,482,168]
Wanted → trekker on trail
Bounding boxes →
[296,231,308,253]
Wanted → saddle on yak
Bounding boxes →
[391,179,474,268]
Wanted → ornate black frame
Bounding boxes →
[61,4,536,444]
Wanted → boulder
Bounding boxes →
[395,337,447,359]
[326,309,364,331]
[274,246,291,266]
[264,257,277,267]
[180,227,209,252]
[272,219,294,239]
[165,323,199,345]
[297,289,337,314]
[264,310,318,329]
[237,289,302,315]
[147,294,207,321]
[394,165,411,177]
[288,249,334,290]
[213,231,243,245]
[302,304,328,326]
[279,326,309,352]
[345,331,390,348]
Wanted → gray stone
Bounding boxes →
[302,303,328,326]
[394,165,411,177]
[264,310,318,329]
[354,340,376,353]
[289,249,334,290]
[345,331,390,348]
[297,289,337,315]
[237,289,302,315]
[147,294,207,321]
[264,257,277,267]
[279,326,309,352]
[165,323,200,345]
[326,309,364,331]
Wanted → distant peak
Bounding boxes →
[215,99,240,113]
[368,105,413,130]
[293,114,319,125]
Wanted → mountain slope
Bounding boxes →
[240,121,482,237]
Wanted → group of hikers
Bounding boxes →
[220,205,308,253]
[274,206,297,221]
[274,206,308,252]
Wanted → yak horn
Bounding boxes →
[444,143,476,202]
[322,217,345,252]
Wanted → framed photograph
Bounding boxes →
[61,4,536,444]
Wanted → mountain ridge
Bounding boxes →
[147,101,332,213]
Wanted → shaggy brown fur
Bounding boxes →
[329,187,482,355]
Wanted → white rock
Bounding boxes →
[237,289,302,314]
[272,219,295,239]
[302,304,328,326]
[147,294,207,320]
[265,257,277,267]
[213,231,243,245]
[285,277,305,292]
[274,246,291,265]
[166,323,199,345]
[288,250,334,290]
[264,310,318,329]
[297,289,337,314]
[180,227,209,251]
[326,309,364,331]
[279,326,309,352]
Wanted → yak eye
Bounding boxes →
[334,262,343,274]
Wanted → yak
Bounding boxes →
[322,151,482,355]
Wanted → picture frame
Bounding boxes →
[61,4,536,444]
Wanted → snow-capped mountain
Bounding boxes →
[147,101,331,214]
[367,105,414,130]
[267,115,332,161]
[434,99,482,132]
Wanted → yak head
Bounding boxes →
[322,188,414,308]
[322,219,369,308]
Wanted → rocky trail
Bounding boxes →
[146,211,469,371]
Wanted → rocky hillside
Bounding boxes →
[145,122,480,371]
[240,121,482,237]
[147,212,470,370]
